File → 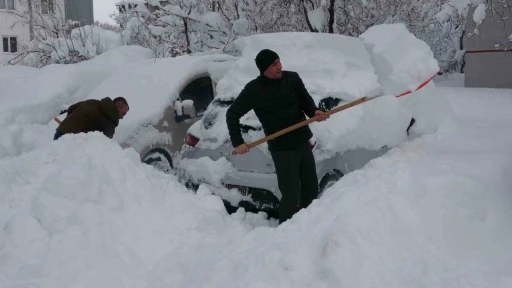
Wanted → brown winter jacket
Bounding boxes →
[57,97,120,139]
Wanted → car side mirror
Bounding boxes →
[174,99,196,123]
[181,100,196,118]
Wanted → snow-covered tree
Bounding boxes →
[113,0,468,73]
[117,0,238,57]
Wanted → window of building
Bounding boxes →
[41,0,55,14]
[0,0,15,10]
[2,36,17,53]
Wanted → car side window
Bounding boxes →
[179,76,214,117]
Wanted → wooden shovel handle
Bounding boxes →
[232,96,371,155]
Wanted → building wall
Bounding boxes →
[0,0,30,63]
[65,0,93,26]
[0,0,67,63]
[464,4,512,88]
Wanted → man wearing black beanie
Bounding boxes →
[226,48,329,224]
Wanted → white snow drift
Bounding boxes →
[1,83,511,288]
[0,132,274,288]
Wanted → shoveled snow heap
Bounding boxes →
[360,23,453,137]
[0,132,274,287]
[1,84,512,287]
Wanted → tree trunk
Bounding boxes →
[327,0,335,33]
[301,0,318,32]
[28,0,34,41]
[459,28,466,73]
[184,18,191,54]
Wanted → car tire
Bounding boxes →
[318,169,344,197]
[185,180,200,191]
[141,148,174,175]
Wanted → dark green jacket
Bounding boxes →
[226,71,318,151]
[57,97,120,138]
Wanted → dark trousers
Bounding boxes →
[53,130,64,140]
[270,143,319,224]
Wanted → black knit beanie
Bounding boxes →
[255,49,279,75]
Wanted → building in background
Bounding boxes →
[0,0,94,63]
[464,4,512,89]
[65,0,94,27]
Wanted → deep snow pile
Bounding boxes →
[176,86,512,288]
[1,82,512,287]
[359,23,453,137]
[359,23,439,96]
[0,133,274,288]
[0,46,160,159]
[0,64,115,159]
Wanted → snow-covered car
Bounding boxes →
[176,25,450,218]
[51,48,240,173]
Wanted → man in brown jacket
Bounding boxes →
[54,97,129,140]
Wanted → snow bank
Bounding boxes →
[310,95,411,161]
[0,123,55,160]
[0,64,116,159]
[82,45,156,67]
[398,82,455,136]
[0,133,274,288]
[0,65,38,80]
[0,45,160,159]
[360,23,454,136]
[0,64,114,125]
[174,87,512,288]
[359,23,439,96]
[1,84,512,287]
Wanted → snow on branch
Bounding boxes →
[6,0,121,67]
[436,0,512,53]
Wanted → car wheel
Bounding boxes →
[142,148,174,175]
[318,169,344,198]
[185,180,200,191]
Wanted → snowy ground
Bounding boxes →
[1,72,511,287]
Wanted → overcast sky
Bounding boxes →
[94,0,119,25]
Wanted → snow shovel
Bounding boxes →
[229,69,440,155]
[231,96,374,155]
